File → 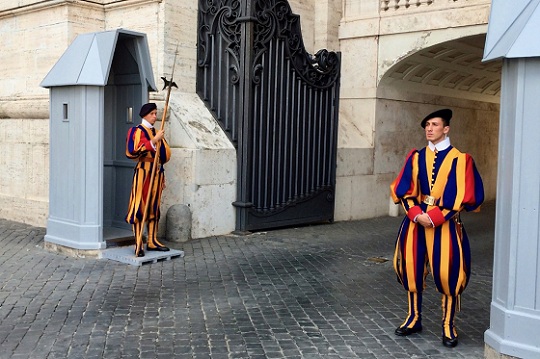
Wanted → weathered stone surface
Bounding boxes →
[166,203,192,243]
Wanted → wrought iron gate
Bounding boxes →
[197,0,341,231]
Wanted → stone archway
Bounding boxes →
[375,34,502,206]
[374,32,503,355]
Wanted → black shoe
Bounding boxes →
[135,249,145,257]
[395,324,422,336]
[442,336,458,348]
[147,244,170,252]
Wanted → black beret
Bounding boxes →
[421,108,452,128]
[139,103,157,118]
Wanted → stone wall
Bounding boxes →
[162,93,236,239]
[0,1,108,227]
[1,0,500,236]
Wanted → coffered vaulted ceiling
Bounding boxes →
[381,35,502,103]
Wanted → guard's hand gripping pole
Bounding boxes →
[135,44,179,257]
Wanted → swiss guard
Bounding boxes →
[125,103,171,257]
[390,109,484,348]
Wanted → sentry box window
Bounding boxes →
[63,103,69,122]
[127,107,133,123]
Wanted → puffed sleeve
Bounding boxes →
[442,153,484,212]
[126,126,154,160]
[390,149,423,221]
[158,138,172,165]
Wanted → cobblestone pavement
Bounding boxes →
[0,202,495,359]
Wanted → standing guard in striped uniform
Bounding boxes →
[125,103,171,257]
[390,109,484,348]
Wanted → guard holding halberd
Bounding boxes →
[125,103,171,257]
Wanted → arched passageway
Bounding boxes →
[376,34,502,205]
[374,32,502,354]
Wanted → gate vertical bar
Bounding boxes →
[234,0,255,231]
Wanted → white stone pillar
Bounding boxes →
[484,58,540,358]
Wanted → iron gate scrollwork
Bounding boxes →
[197,0,341,231]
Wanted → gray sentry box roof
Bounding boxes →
[483,0,540,61]
[41,29,156,250]
[41,29,157,89]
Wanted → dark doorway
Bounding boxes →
[104,35,145,239]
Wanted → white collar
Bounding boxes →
[428,136,451,152]
[141,119,153,128]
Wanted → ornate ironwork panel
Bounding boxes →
[197,0,341,231]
